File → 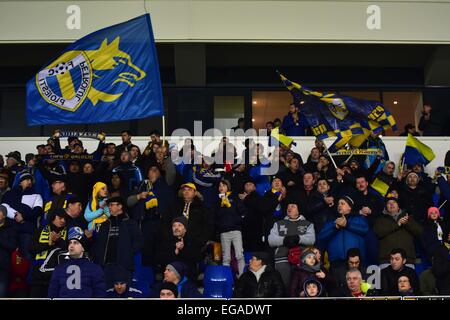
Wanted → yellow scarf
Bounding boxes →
[220,192,232,208]
[91,182,108,226]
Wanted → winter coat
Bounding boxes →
[380,265,420,295]
[0,220,18,269]
[318,214,369,264]
[91,213,143,271]
[268,215,315,263]
[399,184,433,223]
[214,194,246,234]
[164,195,214,245]
[48,257,106,298]
[241,192,265,252]
[234,265,285,298]
[281,113,307,136]
[2,186,43,234]
[373,210,422,264]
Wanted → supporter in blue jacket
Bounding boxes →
[2,172,43,260]
[318,196,369,273]
[48,227,106,298]
[112,151,143,193]
[281,103,308,136]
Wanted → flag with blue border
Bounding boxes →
[26,14,163,125]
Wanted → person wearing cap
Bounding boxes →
[48,226,106,298]
[0,204,18,297]
[1,171,43,261]
[290,249,333,297]
[151,261,202,298]
[234,252,285,298]
[399,171,433,223]
[64,197,87,231]
[214,179,246,277]
[159,282,178,299]
[90,196,143,288]
[157,216,203,281]
[422,207,450,261]
[239,178,265,252]
[84,182,110,231]
[29,208,68,297]
[373,194,422,268]
[5,151,24,180]
[164,182,214,248]
[106,265,143,298]
[268,201,315,289]
[0,169,11,203]
[318,195,369,274]
[42,174,72,225]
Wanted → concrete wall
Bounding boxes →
[1,136,448,175]
[2,1,450,44]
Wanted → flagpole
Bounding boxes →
[439,200,448,210]
[323,143,338,169]
[162,115,166,144]
[343,149,357,164]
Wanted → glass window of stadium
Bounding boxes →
[214,96,245,134]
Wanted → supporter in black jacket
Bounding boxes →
[431,245,450,295]
[399,171,433,223]
[163,183,214,246]
[90,197,143,287]
[234,252,284,298]
[0,205,18,297]
[240,179,265,252]
[157,216,203,281]
[307,178,336,236]
[422,207,449,262]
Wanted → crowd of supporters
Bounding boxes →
[0,122,449,299]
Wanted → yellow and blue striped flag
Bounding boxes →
[404,133,436,166]
[278,72,397,152]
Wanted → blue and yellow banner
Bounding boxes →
[279,72,397,151]
[26,14,163,125]
[404,133,436,166]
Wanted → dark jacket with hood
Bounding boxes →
[399,183,433,223]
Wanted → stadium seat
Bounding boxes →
[203,265,234,299]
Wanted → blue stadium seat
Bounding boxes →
[132,252,154,297]
[203,265,234,299]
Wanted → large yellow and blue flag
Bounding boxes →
[26,14,163,125]
[404,133,436,166]
[279,73,397,151]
